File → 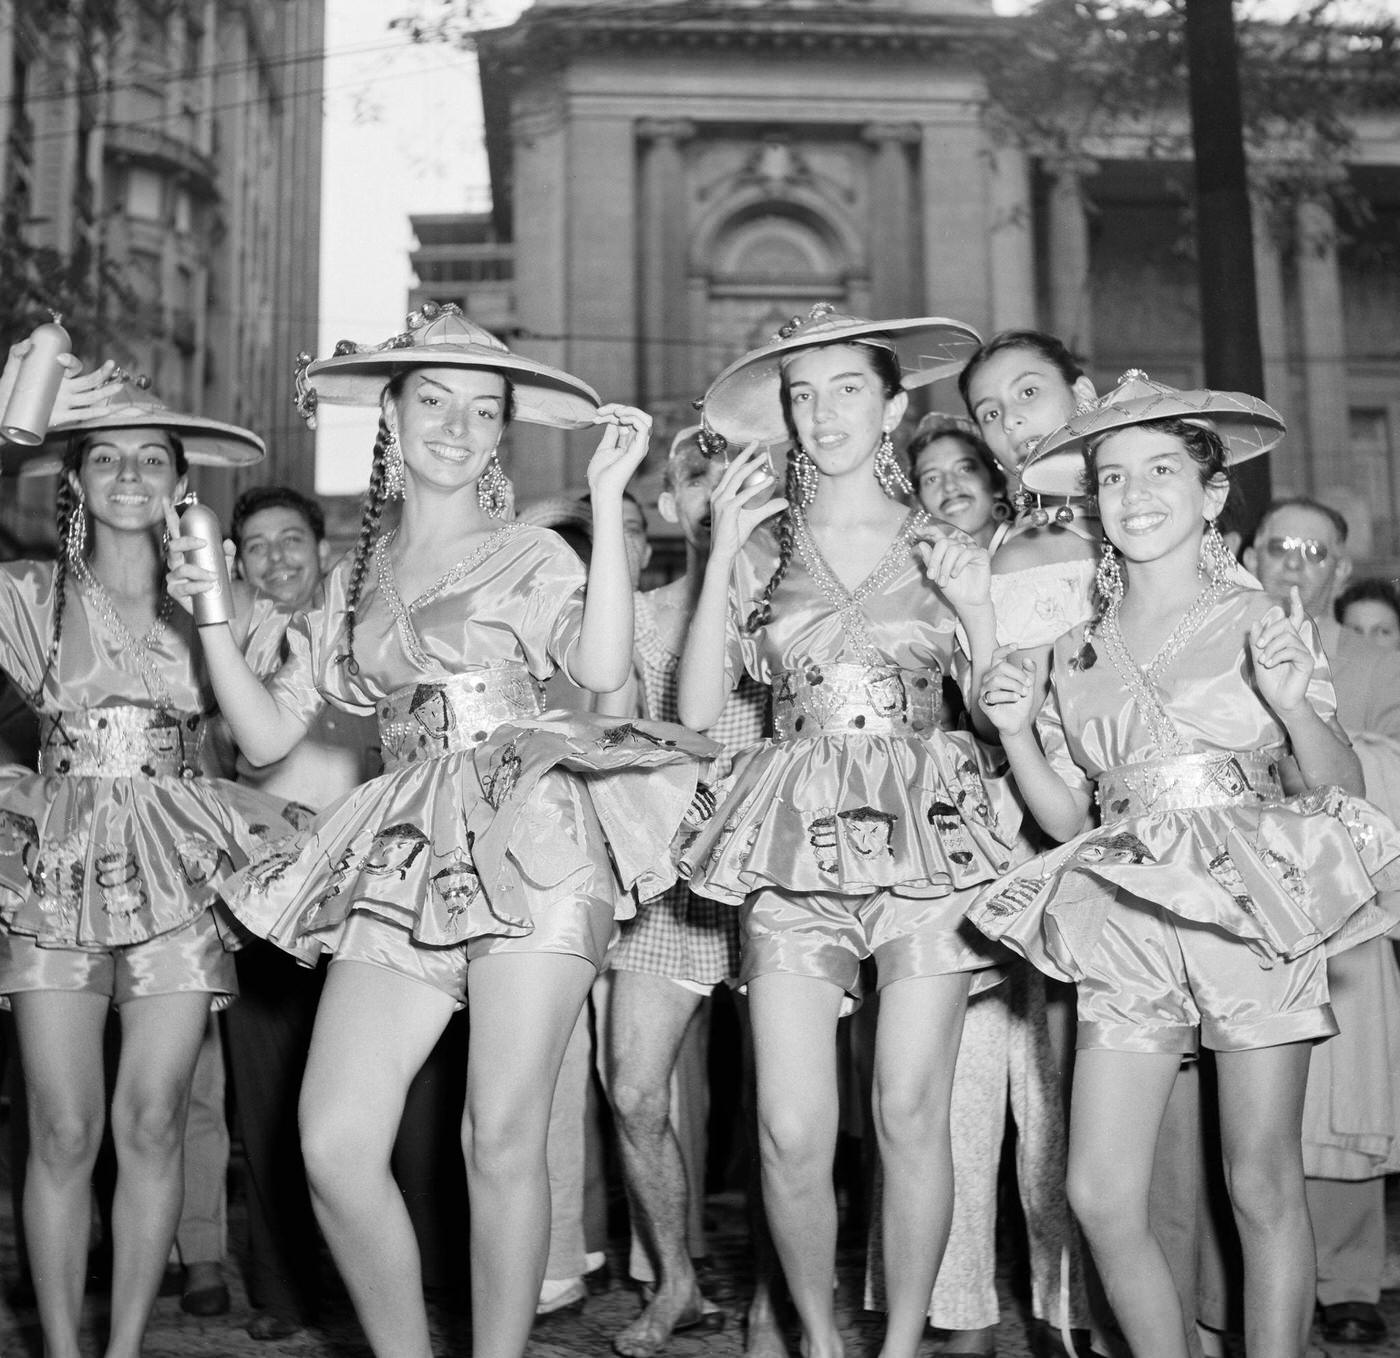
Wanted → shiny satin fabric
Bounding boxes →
[0,560,298,954]
[0,908,238,1009]
[685,516,1019,921]
[970,587,1400,1007]
[225,529,717,965]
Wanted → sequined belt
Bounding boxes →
[771,662,946,740]
[1095,752,1281,821]
[38,706,206,778]
[377,666,545,768]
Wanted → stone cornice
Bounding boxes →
[477,4,1004,72]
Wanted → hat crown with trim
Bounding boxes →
[700,302,981,446]
[296,300,600,432]
[17,379,264,475]
[1019,368,1286,497]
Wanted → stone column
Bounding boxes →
[637,119,695,418]
[1250,179,1297,488]
[1294,182,1348,498]
[987,143,1035,332]
[862,122,921,319]
[1044,156,1097,359]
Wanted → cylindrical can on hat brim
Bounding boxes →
[179,497,235,626]
[2,321,71,446]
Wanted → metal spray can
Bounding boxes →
[2,318,72,446]
[178,493,235,626]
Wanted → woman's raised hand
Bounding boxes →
[162,501,236,617]
[0,345,121,431]
[709,442,787,564]
[916,531,991,613]
[586,404,653,499]
[52,358,123,424]
[1251,585,1315,717]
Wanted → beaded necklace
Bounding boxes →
[793,508,927,666]
[71,554,178,713]
[1098,573,1228,754]
[374,524,520,670]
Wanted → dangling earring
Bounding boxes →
[478,454,510,518]
[1096,539,1124,604]
[66,489,89,565]
[383,428,405,500]
[1201,518,1234,584]
[991,498,1012,523]
[873,429,912,500]
[790,447,818,510]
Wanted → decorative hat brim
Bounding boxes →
[1020,388,1286,497]
[702,316,982,445]
[16,406,265,476]
[305,343,602,431]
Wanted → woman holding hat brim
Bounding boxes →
[973,374,1400,1358]
[168,303,717,1358]
[677,304,1020,1358]
[0,381,295,1358]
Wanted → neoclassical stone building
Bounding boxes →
[464,0,1400,563]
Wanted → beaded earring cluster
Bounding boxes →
[790,447,819,509]
[383,428,406,499]
[478,454,510,518]
[1199,519,1235,583]
[873,430,913,500]
[1096,538,1124,604]
[67,489,88,565]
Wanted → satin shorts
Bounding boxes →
[739,884,994,1003]
[0,909,236,1010]
[331,867,617,1007]
[1076,900,1338,1054]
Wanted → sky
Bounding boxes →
[313,0,1392,493]
[315,1,527,493]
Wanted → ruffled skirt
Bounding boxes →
[681,729,1021,906]
[225,713,717,964]
[969,785,1400,984]
[0,768,299,949]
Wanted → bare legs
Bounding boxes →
[748,973,845,1358]
[1068,1050,1189,1358]
[870,974,969,1358]
[13,988,211,1358]
[463,950,597,1358]
[298,961,456,1358]
[608,971,713,1356]
[1214,1042,1314,1358]
[748,970,968,1358]
[1069,1043,1315,1358]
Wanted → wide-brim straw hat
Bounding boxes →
[701,303,981,446]
[17,380,264,475]
[1020,369,1286,496]
[298,302,600,431]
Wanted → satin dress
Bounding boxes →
[683,510,1019,917]
[0,560,295,955]
[225,524,716,963]
[971,586,1400,1014]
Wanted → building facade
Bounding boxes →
[462,0,1400,568]
[0,0,324,546]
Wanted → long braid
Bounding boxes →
[34,454,81,705]
[744,454,799,635]
[342,412,392,676]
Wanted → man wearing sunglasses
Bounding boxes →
[1235,497,1400,1348]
